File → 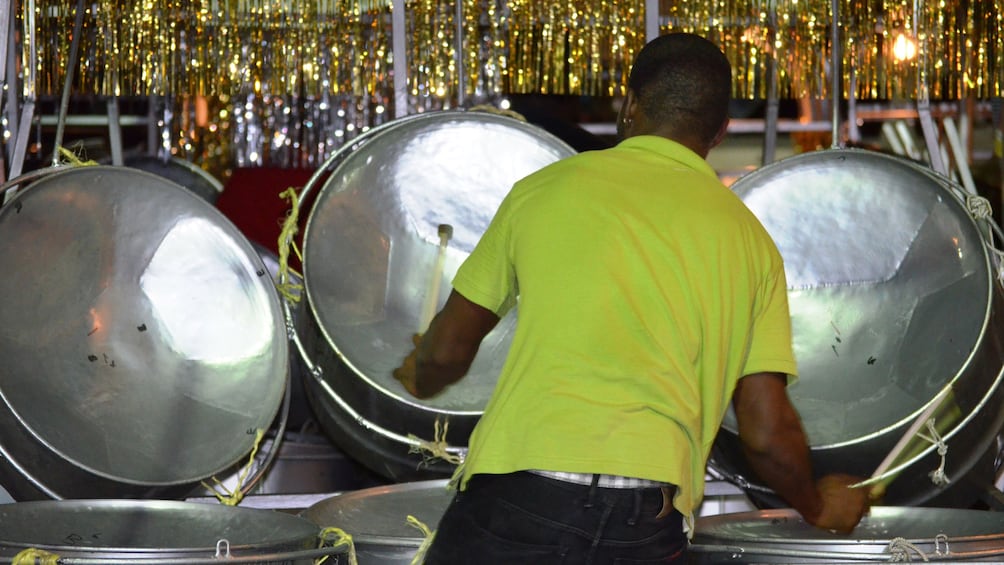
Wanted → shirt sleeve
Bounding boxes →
[742,256,799,381]
[451,192,519,318]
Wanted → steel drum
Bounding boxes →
[302,479,453,565]
[0,165,288,500]
[293,110,576,480]
[0,499,337,564]
[712,148,1004,508]
[690,507,1004,563]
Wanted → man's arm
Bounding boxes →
[733,372,868,532]
[412,289,501,398]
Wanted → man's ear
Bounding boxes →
[709,117,730,149]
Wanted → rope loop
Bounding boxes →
[56,144,99,167]
[316,527,358,565]
[406,515,437,565]
[277,187,305,303]
[200,428,267,506]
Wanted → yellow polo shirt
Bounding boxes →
[451,135,797,520]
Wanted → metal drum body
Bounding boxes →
[302,479,453,565]
[0,166,288,500]
[119,154,225,204]
[690,507,1004,563]
[712,149,1004,508]
[0,499,325,564]
[295,111,575,480]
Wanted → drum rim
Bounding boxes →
[0,498,320,550]
[693,505,1004,545]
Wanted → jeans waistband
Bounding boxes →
[529,470,672,489]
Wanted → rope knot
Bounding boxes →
[887,536,930,562]
[408,417,462,467]
[918,418,951,487]
[13,548,60,565]
[966,194,994,220]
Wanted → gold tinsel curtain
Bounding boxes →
[659,0,1003,101]
[13,0,1004,174]
[21,0,1004,101]
[503,0,645,96]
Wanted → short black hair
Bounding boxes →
[627,33,732,146]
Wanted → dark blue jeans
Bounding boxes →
[424,471,687,564]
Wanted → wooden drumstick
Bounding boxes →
[419,224,453,332]
[863,385,953,500]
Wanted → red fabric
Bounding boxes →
[215,167,315,268]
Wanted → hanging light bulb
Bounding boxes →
[892,32,918,62]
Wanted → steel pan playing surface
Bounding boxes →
[297,111,576,479]
[0,166,288,497]
[714,148,1004,507]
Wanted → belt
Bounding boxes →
[529,470,677,519]
[529,470,670,489]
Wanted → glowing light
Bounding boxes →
[893,33,918,62]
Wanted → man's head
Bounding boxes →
[616,33,732,157]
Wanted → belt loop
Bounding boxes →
[584,473,601,508]
[626,489,643,526]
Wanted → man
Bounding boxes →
[394,32,869,564]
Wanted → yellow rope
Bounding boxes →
[13,548,60,565]
[467,104,527,123]
[315,527,358,565]
[56,145,98,166]
[407,417,462,467]
[200,428,266,506]
[406,515,437,565]
[277,187,305,302]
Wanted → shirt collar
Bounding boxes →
[617,135,719,180]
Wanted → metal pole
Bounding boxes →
[392,0,407,118]
[762,1,779,164]
[829,0,841,148]
[107,97,124,165]
[52,0,87,165]
[8,0,37,181]
[645,0,659,43]
[454,0,465,107]
[0,0,10,86]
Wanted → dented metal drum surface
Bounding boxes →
[0,499,326,563]
[302,479,453,565]
[0,166,288,500]
[296,111,576,480]
[712,148,1004,507]
[690,507,1004,563]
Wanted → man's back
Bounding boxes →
[454,134,797,517]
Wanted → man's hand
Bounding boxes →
[393,333,423,398]
[808,474,870,534]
